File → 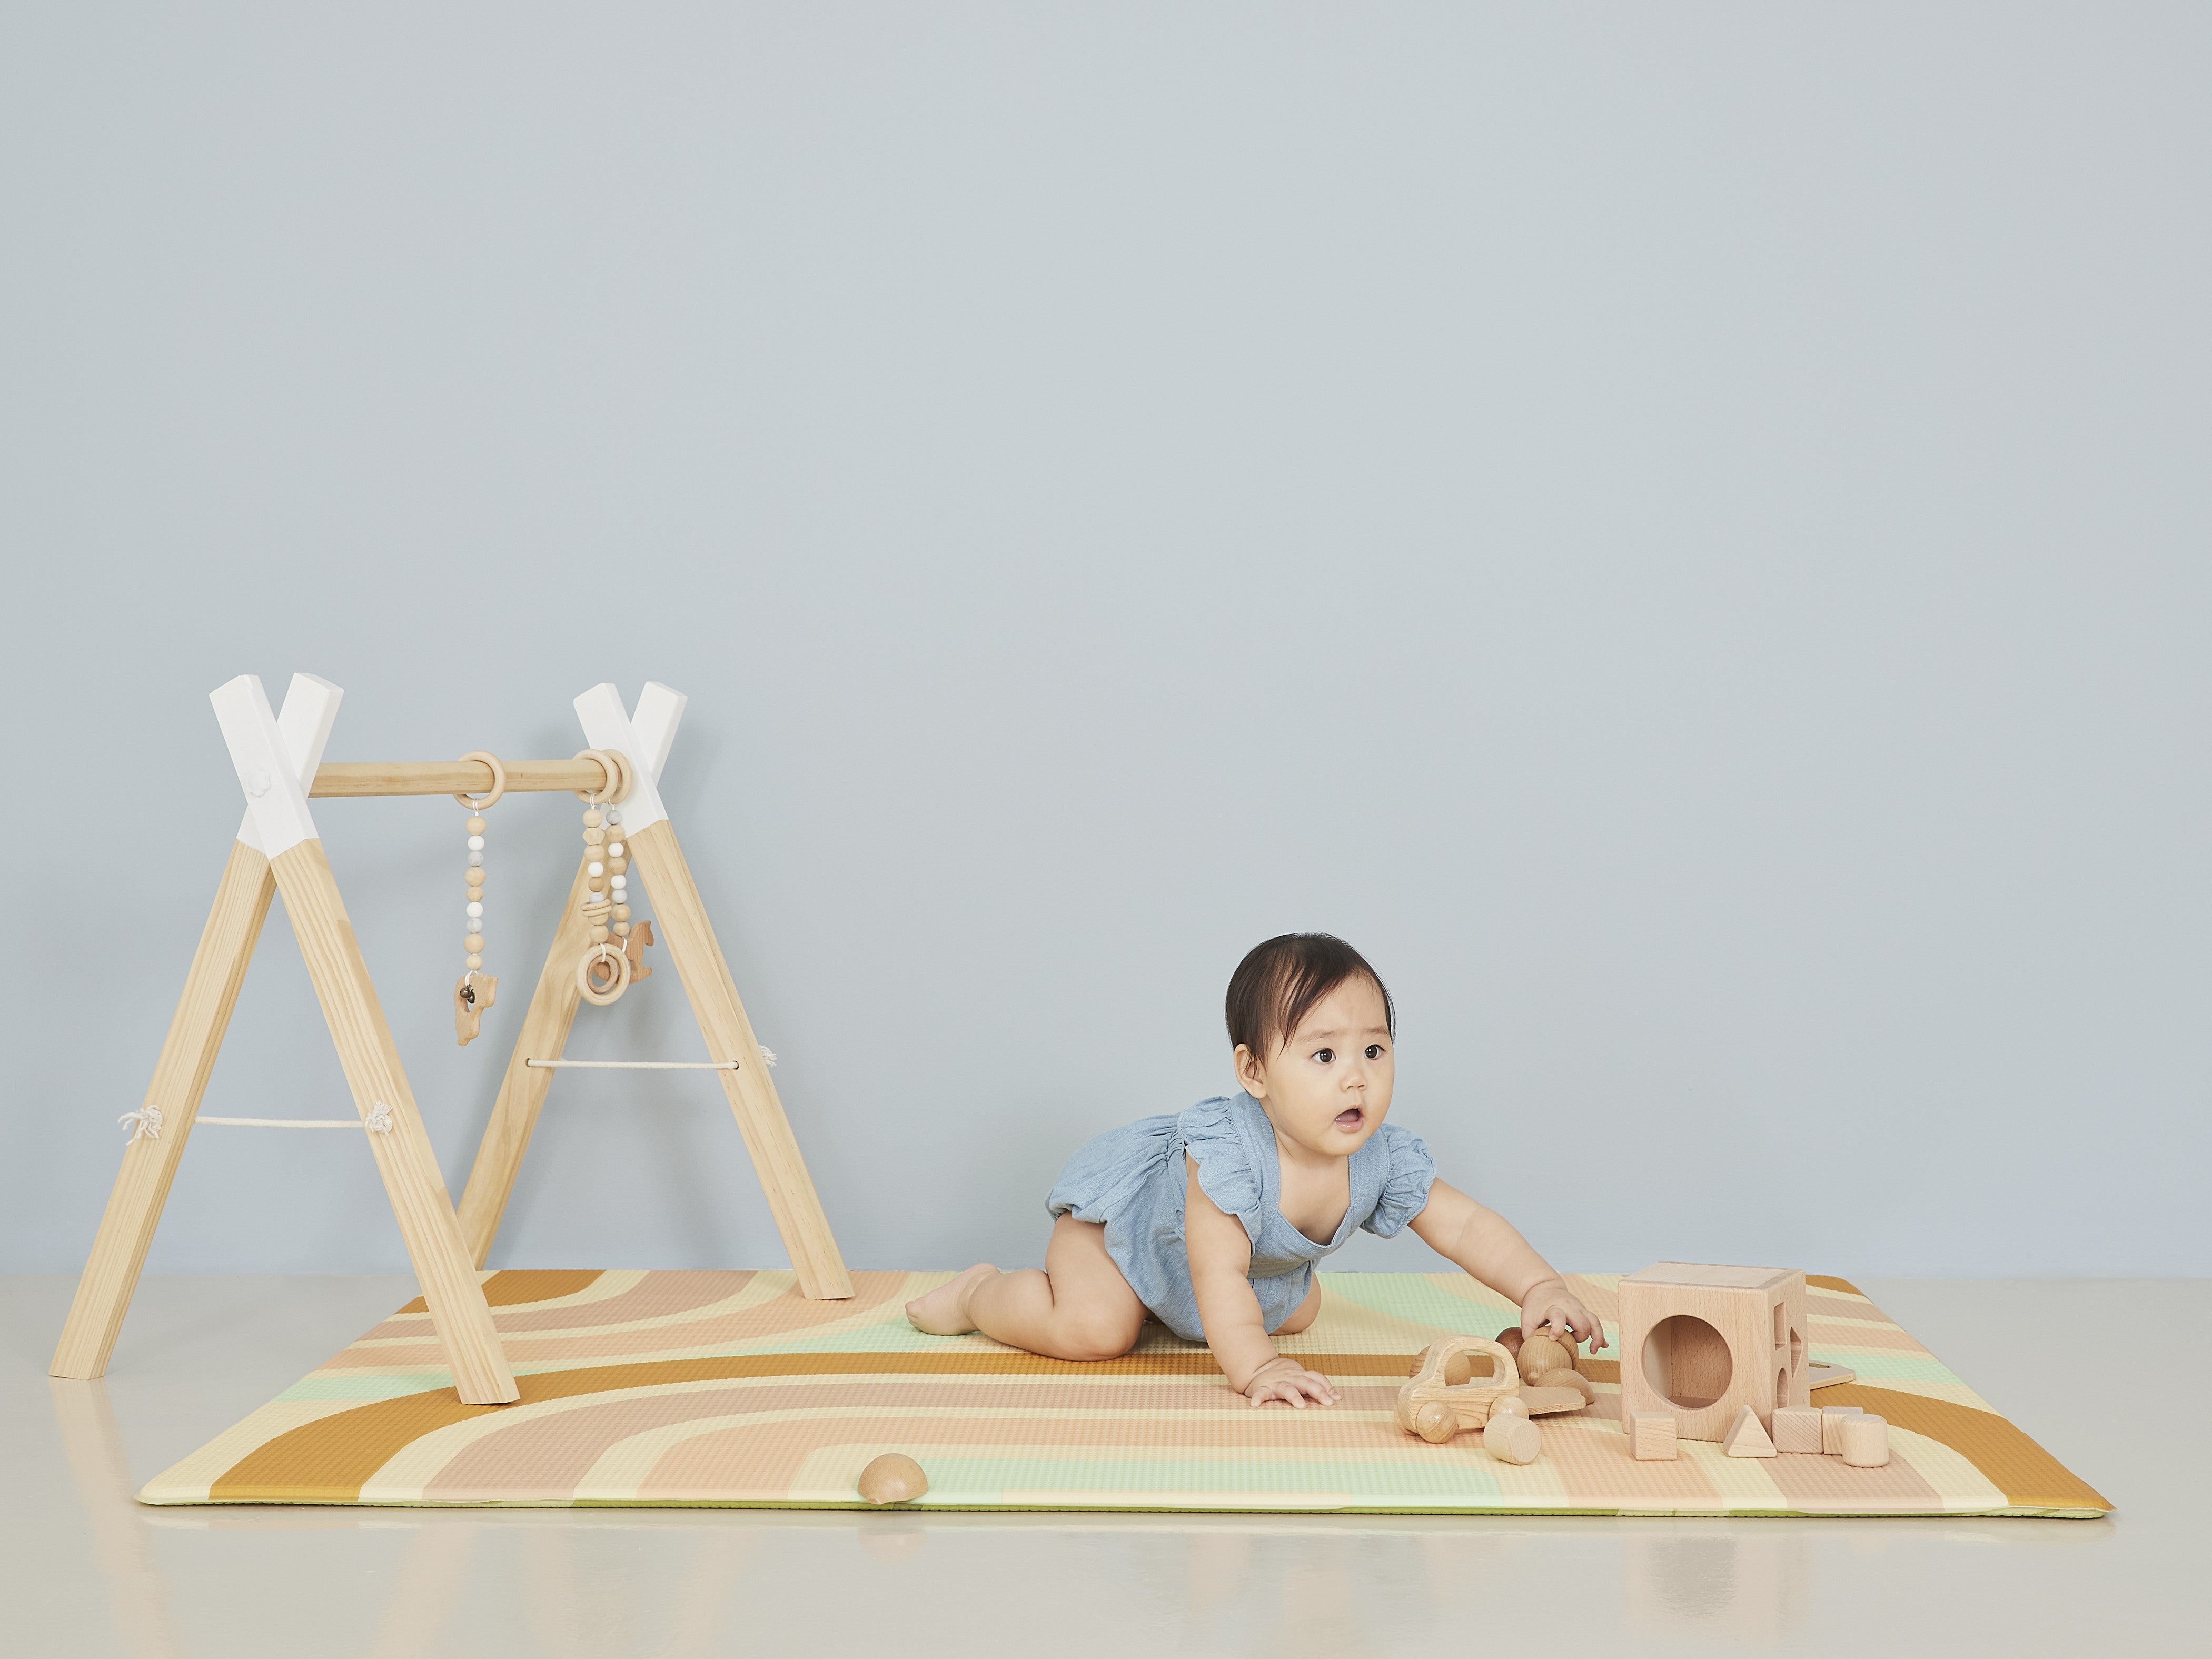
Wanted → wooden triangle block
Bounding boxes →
[1723,1405,1777,1457]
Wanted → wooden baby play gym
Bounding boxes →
[50,673,851,1405]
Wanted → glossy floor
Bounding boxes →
[6,1276,2198,1657]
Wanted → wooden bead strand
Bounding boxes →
[451,752,506,1045]
[573,749,634,1007]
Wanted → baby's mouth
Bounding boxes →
[1334,1108,1365,1132]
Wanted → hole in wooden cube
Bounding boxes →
[1642,1314,1733,1410]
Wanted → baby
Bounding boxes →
[905,932,1602,1406]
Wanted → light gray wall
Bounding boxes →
[5,6,2206,1285]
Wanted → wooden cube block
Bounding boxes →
[1616,1264,1810,1443]
[1772,1405,1823,1454]
[1630,1412,1678,1461]
[1821,1405,1864,1455]
[1839,1414,1889,1467]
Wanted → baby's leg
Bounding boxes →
[906,1216,1146,1362]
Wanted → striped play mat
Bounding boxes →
[136,1270,2109,1517]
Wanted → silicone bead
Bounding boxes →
[467,901,483,919]
[467,835,485,852]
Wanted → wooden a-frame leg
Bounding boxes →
[455,851,598,1267]
[626,819,853,1299]
[52,841,277,1380]
[269,839,520,1404]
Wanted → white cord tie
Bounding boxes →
[366,1102,395,1133]
[758,1047,777,1067]
[120,1104,164,1142]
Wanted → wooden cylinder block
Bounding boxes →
[1483,1414,1542,1465]
[1839,1414,1889,1467]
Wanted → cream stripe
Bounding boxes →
[359,1379,1420,1501]
[1669,1438,1790,1511]
[352,1270,808,1350]
[135,1398,374,1503]
[1886,1425,2008,1511]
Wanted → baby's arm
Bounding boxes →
[1185,1157,1340,1408]
[1407,1179,1605,1353]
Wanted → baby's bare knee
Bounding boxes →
[1061,1311,1143,1363]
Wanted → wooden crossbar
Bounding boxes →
[311,759,614,797]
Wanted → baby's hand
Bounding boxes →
[1239,1356,1340,1409]
[1520,1278,1605,1354]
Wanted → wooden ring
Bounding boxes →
[603,748,635,804]
[576,943,631,1006]
[452,752,507,811]
[572,749,618,804]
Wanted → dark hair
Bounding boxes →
[1225,933,1395,1059]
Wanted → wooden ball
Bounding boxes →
[1495,1325,1525,1356]
[1483,1414,1541,1465]
[468,868,486,888]
[464,934,484,952]
[1519,1333,1572,1384]
[465,954,483,970]
[583,810,603,828]
[608,857,627,874]
[1414,1402,1457,1444]
[1489,1395,1531,1421]
[465,816,486,835]
[857,1453,929,1505]
[612,922,630,937]
[591,925,610,943]
[611,905,631,920]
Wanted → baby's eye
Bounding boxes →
[1365,1044,1385,1060]
[1312,1048,1335,1065]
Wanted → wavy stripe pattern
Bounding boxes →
[137,1270,2108,1516]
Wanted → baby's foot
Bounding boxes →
[905,1264,998,1335]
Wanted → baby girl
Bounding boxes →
[905,932,1602,1407]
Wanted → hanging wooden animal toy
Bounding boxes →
[574,748,651,1005]
[453,751,504,1044]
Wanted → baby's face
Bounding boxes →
[1238,977,1395,1159]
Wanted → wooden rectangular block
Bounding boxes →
[1822,1405,1864,1454]
[1616,1263,1810,1442]
[1772,1405,1823,1454]
[1630,1413,1678,1461]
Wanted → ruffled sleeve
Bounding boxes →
[1177,1095,1265,1245]
[1360,1122,1437,1237]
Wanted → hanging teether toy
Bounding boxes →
[452,751,505,1044]
[574,748,638,1006]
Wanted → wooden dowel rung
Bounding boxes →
[310,759,618,798]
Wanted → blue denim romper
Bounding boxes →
[1045,1091,1437,1343]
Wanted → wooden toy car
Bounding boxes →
[1395,1334,1592,1444]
